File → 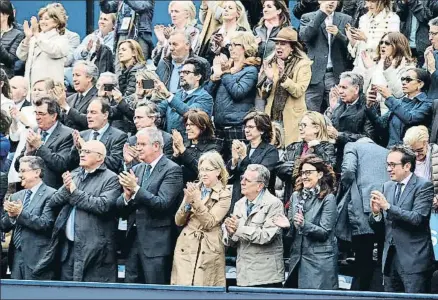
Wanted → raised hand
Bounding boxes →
[273,214,290,228]
[23,20,33,39]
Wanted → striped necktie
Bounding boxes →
[12,190,32,249]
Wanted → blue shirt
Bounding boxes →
[169,60,182,93]
[88,123,110,141]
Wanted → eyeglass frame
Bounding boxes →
[240,175,263,183]
[386,162,404,169]
[80,149,104,156]
[401,76,422,83]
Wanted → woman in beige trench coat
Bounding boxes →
[171,151,231,286]
[258,27,312,146]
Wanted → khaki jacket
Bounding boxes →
[226,190,285,286]
[171,182,231,286]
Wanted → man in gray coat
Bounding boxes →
[370,145,435,293]
[299,0,352,112]
[338,138,389,291]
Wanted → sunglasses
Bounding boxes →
[401,76,421,83]
[379,40,391,46]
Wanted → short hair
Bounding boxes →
[137,127,164,149]
[429,16,438,27]
[169,30,192,47]
[100,12,116,25]
[403,125,429,145]
[19,156,46,179]
[0,110,12,135]
[11,76,29,93]
[38,5,67,35]
[168,1,197,26]
[339,72,364,93]
[0,0,14,26]
[97,72,119,90]
[136,102,162,127]
[410,68,430,92]
[73,60,100,84]
[90,97,111,115]
[183,57,210,86]
[198,151,229,187]
[246,164,270,187]
[389,145,416,172]
[243,110,273,143]
[229,31,259,58]
[183,109,215,140]
[33,77,55,92]
[34,97,61,120]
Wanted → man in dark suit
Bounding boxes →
[1,156,55,279]
[431,99,438,144]
[300,0,352,112]
[59,61,99,131]
[70,97,127,173]
[15,97,74,189]
[118,127,183,284]
[369,145,435,293]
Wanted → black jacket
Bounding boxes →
[0,28,24,78]
[63,86,99,131]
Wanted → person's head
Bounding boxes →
[271,122,284,150]
[229,31,259,61]
[38,5,66,34]
[403,125,430,162]
[240,164,270,200]
[429,17,438,49]
[134,102,161,130]
[135,127,164,163]
[222,1,243,24]
[31,78,55,102]
[375,32,413,67]
[243,110,273,144]
[260,0,291,27]
[96,72,119,97]
[387,145,416,182]
[79,140,106,171]
[401,68,429,97]
[0,0,14,27]
[168,1,196,27]
[365,0,392,15]
[19,156,45,189]
[299,111,330,143]
[9,76,29,103]
[198,151,229,188]
[86,97,110,130]
[294,155,336,198]
[0,110,11,136]
[118,39,145,69]
[0,68,11,98]
[272,27,307,61]
[34,97,60,131]
[168,31,191,63]
[183,109,215,141]
[135,69,168,101]
[318,0,338,14]
[338,72,363,104]
[72,60,99,93]
[180,57,207,90]
[98,12,116,35]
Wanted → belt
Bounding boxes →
[326,67,333,72]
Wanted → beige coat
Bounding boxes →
[16,29,69,91]
[226,190,285,287]
[197,1,224,55]
[171,182,231,287]
[262,58,312,146]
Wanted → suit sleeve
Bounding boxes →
[48,186,71,208]
[105,132,128,173]
[66,108,88,131]
[299,11,327,43]
[168,93,213,117]
[16,195,55,233]
[341,143,358,187]
[36,133,74,174]
[300,194,337,241]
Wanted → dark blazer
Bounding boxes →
[228,142,279,211]
[117,156,183,260]
[299,10,352,85]
[69,125,127,174]
[63,86,99,131]
[369,174,435,275]
[20,100,32,110]
[128,130,173,160]
[15,122,74,189]
[431,99,438,144]
[1,183,56,279]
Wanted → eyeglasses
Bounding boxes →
[230,43,243,48]
[401,76,421,83]
[19,168,38,173]
[240,176,262,183]
[386,162,403,169]
[35,111,49,117]
[298,122,315,129]
[186,123,196,128]
[429,31,438,37]
[179,70,195,76]
[199,167,217,173]
[244,125,257,130]
[379,40,391,46]
[80,149,104,156]
[299,170,318,177]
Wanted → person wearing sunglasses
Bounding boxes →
[274,154,338,290]
[366,68,433,148]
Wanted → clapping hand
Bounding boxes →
[62,171,77,193]
[263,62,274,80]
[231,140,246,166]
[184,182,201,205]
[293,210,304,229]
[224,215,239,235]
[163,26,173,40]
[329,85,340,109]
[30,16,39,36]
[425,47,436,74]
[361,51,375,69]
[123,143,138,164]
[172,130,185,155]
[327,126,338,139]
[326,25,339,36]
[371,190,389,211]
[3,199,22,217]
[52,83,68,109]
[72,130,85,150]
[154,25,166,43]
[118,170,138,192]
[26,130,43,149]
[273,214,290,229]
[23,20,33,39]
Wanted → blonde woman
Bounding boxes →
[172,151,231,286]
[16,5,69,91]
[152,1,200,63]
[117,39,145,98]
[276,111,336,205]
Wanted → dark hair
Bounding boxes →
[0,0,15,26]
[183,109,215,140]
[91,97,111,114]
[0,110,12,135]
[19,156,46,179]
[294,155,337,199]
[183,57,210,86]
[389,145,416,172]
[258,0,291,27]
[243,110,273,143]
[0,68,11,98]
[34,97,61,120]
[411,68,430,92]
[375,32,415,68]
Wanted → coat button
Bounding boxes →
[202,251,205,254]
[184,233,186,236]
[181,249,184,252]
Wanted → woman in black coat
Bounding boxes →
[172,109,223,184]
[276,111,336,205]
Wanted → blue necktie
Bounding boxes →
[13,190,32,249]
[142,164,152,186]
[246,201,255,217]
[92,131,100,140]
[394,183,404,205]
[41,131,49,143]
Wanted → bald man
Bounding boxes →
[9,76,31,110]
[34,140,121,282]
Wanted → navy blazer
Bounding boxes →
[63,86,99,131]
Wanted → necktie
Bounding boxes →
[41,131,49,143]
[13,190,32,249]
[181,91,188,101]
[142,164,152,186]
[394,183,404,205]
[92,131,100,140]
[246,201,255,217]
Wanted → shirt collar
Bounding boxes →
[94,122,110,136]
[400,172,413,186]
[347,97,360,106]
[148,154,163,170]
[81,86,93,97]
[184,87,198,95]
[247,188,265,206]
[15,99,26,109]
[29,181,43,195]
[42,121,58,135]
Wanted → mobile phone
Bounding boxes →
[142,79,154,89]
[103,83,115,92]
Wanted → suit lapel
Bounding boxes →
[143,156,166,191]
[247,142,266,163]
[100,126,111,145]
[43,123,61,149]
[76,87,97,112]
[397,175,416,207]
[29,184,46,213]
[320,20,329,41]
